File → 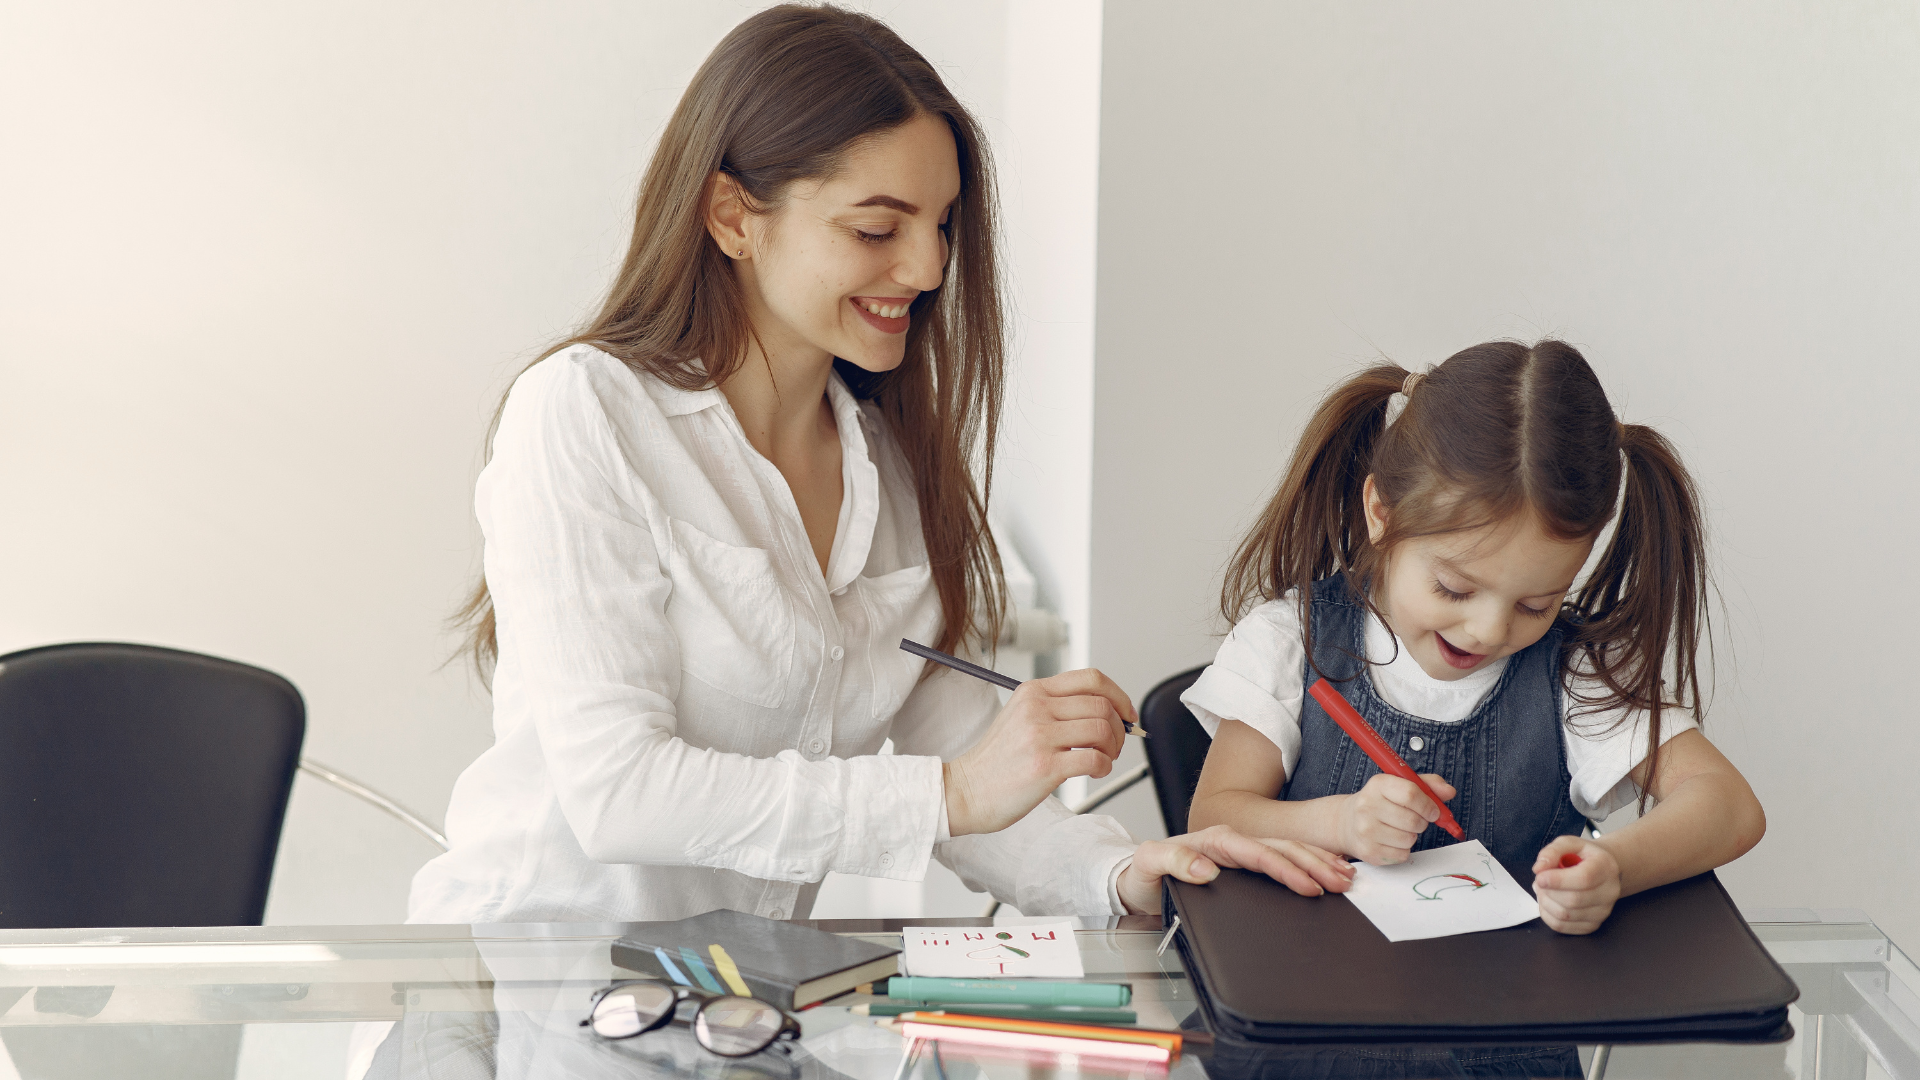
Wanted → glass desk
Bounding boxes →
[0,909,1914,1079]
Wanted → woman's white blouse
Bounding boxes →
[407,345,1136,926]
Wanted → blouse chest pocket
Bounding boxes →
[855,563,941,724]
[666,518,795,709]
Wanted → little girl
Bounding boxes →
[1185,340,1765,935]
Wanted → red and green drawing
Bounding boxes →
[965,931,1031,961]
[1413,873,1490,900]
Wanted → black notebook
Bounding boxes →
[611,908,899,1012]
[1165,863,1797,1044]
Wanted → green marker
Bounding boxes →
[883,977,1131,1008]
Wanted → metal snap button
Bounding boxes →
[1408,736,1426,752]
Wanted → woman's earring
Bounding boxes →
[736,249,746,258]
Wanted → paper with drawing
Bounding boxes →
[900,920,1085,977]
[1343,840,1540,942]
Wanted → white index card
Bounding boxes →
[899,920,1085,978]
[1343,840,1542,942]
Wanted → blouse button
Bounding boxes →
[808,738,825,755]
[768,909,786,921]
[830,645,845,661]
[1408,736,1426,752]
[879,852,894,869]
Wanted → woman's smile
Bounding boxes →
[851,296,914,333]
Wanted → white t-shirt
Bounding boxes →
[1180,594,1698,820]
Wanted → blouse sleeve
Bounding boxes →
[1178,596,1310,780]
[480,359,944,883]
[888,664,1136,916]
[1561,686,1702,820]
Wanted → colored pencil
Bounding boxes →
[887,1016,1178,1063]
[897,1011,1180,1049]
[853,1002,1138,1023]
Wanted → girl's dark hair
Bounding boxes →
[1221,340,1711,805]
[457,4,1006,675]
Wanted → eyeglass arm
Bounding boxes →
[298,757,450,851]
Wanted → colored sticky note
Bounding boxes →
[679,946,724,993]
[708,944,752,997]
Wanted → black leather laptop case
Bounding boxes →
[1165,864,1797,1044]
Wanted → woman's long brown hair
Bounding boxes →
[457,4,1006,676]
[1221,340,1712,806]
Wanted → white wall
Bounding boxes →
[3,0,669,924]
[1091,1,1920,952]
[1,0,1095,924]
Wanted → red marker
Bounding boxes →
[1307,679,1465,840]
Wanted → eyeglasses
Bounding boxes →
[581,980,802,1059]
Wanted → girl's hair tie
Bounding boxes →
[1401,370,1426,397]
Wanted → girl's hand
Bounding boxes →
[943,669,1135,837]
[1531,836,1622,935]
[1335,773,1457,865]
[1117,825,1354,914]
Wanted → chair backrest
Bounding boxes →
[0,643,305,928]
[1140,666,1212,837]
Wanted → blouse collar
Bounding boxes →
[646,362,883,593]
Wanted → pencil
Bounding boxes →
[882,1015,1183,1063]
[898,1011,1183,1051]
[852,1002,1139,1024]
[899,638,1147,738]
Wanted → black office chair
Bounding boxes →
[1139,666,1212,837]
[0,642,305,928]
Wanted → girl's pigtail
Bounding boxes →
[1568,422,1713,809]
[1220,365,1408,676]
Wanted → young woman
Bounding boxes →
[406,5,1344,932]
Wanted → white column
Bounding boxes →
[993,0,1105,677]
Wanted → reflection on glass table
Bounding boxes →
[0,909,1913,1079]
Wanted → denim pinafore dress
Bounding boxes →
[1283,574,1587,873]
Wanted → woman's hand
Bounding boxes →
[1333,773,1457,865]
[942,669,1135,837]
[1531,836,1623,935]
[1116,825,1354,915]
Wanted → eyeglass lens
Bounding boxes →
[590,983,678,1039]
[694,995,784,1056]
